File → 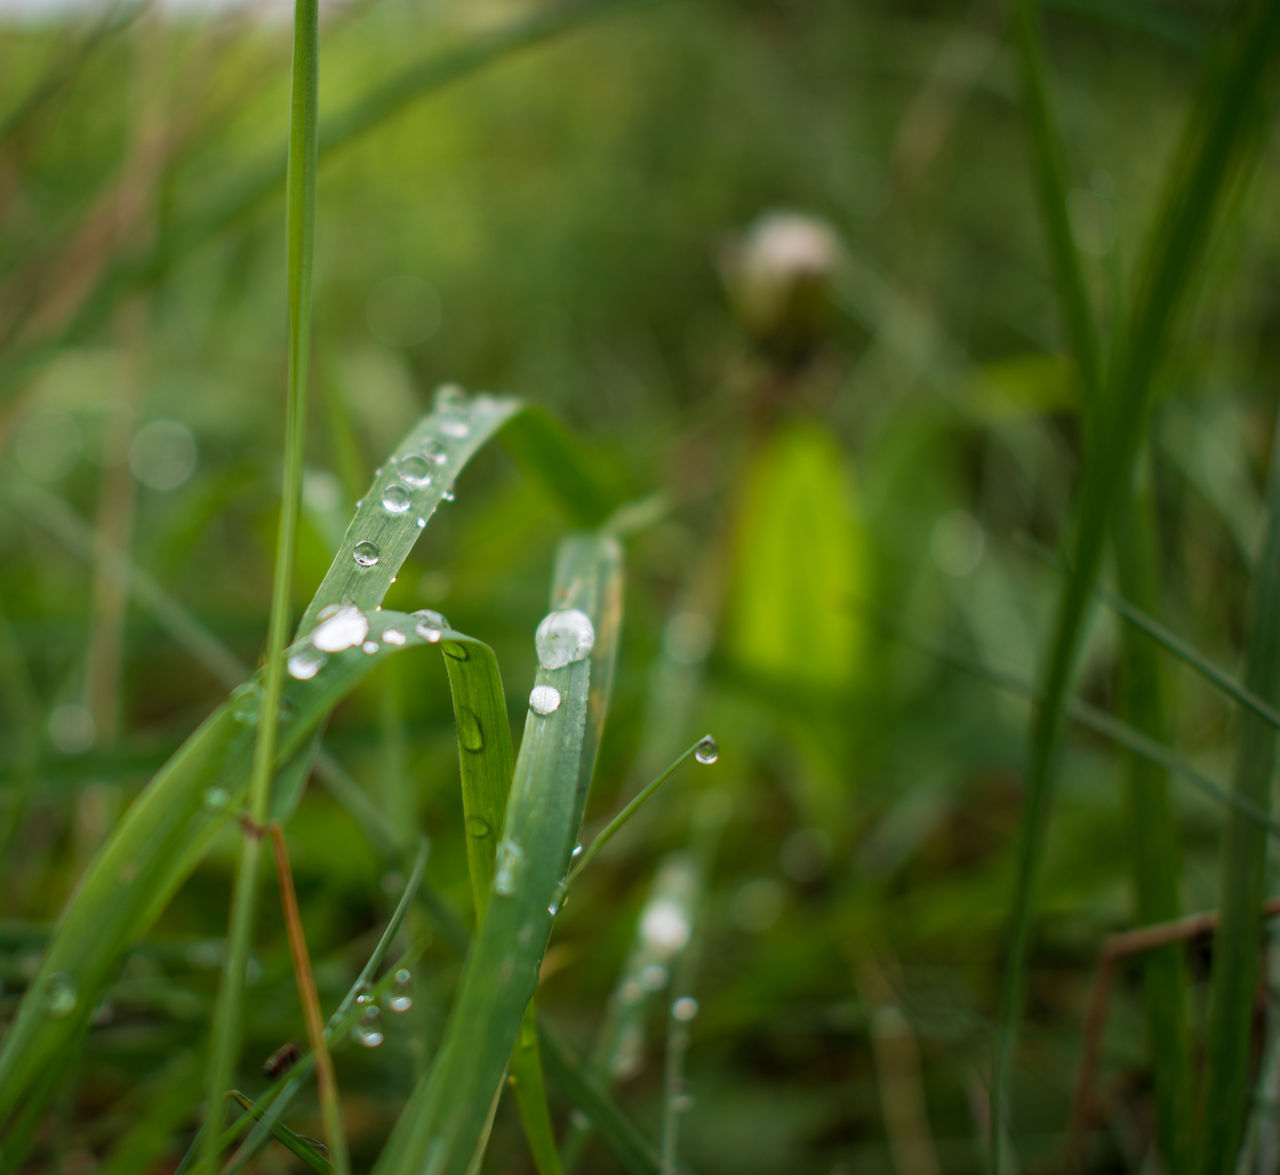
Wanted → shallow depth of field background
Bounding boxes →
[2,1,1279,1171]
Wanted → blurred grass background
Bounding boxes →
[1,0,1279,1171]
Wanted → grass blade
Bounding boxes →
[201,5,320,1165]
[228,1091,334,1174]
[1197,432,1280,1172]
[991,5,1280,1162]
[373,532,623,1175]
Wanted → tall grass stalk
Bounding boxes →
[991,4,1280,1163]
[1011,0,1193,1160]
[200,2,319,1168]
[1196,422,1280,1172]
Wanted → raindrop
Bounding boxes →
[231,683,263,725]
[352,1005,384,1048]
[694,735,719,765]
[641,898,692,955]
[203,787,230,812]
[440,416,470,440]
[673,1092,695,1113]
[384,968,413,1014]
[287,646,327,681]
[529,684,561,716]
[422,439,448,466]
[362,640,379,655]
[352,540,380,568]
[547,901,560,916]
[353,980,373,1005]
[399,455,433,487]
[672,996,700,1021]
[456,707,484,752]
[638,963,669,992]
[383,628,407,646]
[416,516,427,529]
[312,604,369,653]
[534,609,595,670]
[44,973,77,1019]
[381,483,412,514]
[465,814,492,839]
[412,609,448,643]
[494,838,524,895]
[441,641,468,661]
[434,383,468,414]
[571,843,584,860]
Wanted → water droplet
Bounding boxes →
[673,1092,695,1113]
[399,455,433,487]
[639,963,669,992]
[44,973,77,1018]
[465,814,492,839]
[287,646,327,681]
[312,603,369,653]
[231,683,263,725]
[422,439,448,466]
[384,968,413,1013]
[440,417,470,440]
[362,640,379,655]
[434,382,468,414]
[571,843,584,860]
[412,609,448,643]
[441,641,468,661]
[381,483,412,513]
[352,1005,384,1048]
[529,684,561,716]
[694,735,719,765]
[353,540,380,568]
[383,628,407,646]
[203,786,230,812]
[441,488,456,503]
[494,838,524,895]
[534,609,595,670]
[416,516,427,529]
[641,898,692,955]
[672,996,700,1021]
[456,707,484,752]
[353,980,373,1005]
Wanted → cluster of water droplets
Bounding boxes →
[348,967,415,1049]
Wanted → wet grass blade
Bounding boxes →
[373,532,623,1175]
[227,1092,334,1174]
[1196,432,1280,1172]
[991,5,1280,1162]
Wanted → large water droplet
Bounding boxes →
[352,1005,384,1048]
[434,383,467,414]
[352,540,380,568]
[534,609,595,670]
[694,735,719,765]
[494,838,524,895]
[383,628,407,646]
[641,898,692,955]
[456,707,484,752]
[381,483,412,513]
[312,603,369,653]
[44,973,77,1018]
[422,439,448,466]
[399,455,433,487]
[412,609,448,643]
[384,968,413,1013]
[529,684,561,716]
[287,646,327,681]
[672,996,700,1021]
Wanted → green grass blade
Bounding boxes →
[201,5,321,1167]
[1197,436,1280,1172]
[1112,494,1193,1173]
[372,532,623,1175]
[991,5,1280,1162]
[227,1092,335,1174]
[500,405,621,528]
